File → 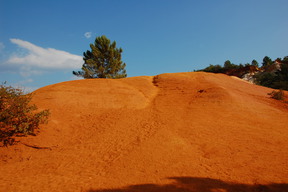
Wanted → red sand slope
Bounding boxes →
[1,72,288,192]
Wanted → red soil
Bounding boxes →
[1,72,288,192]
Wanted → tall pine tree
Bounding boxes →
[262,56,273,67]
[73,35,127,79]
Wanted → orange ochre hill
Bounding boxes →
[1,72,288,192]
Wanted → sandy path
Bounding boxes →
[1,72,287,192]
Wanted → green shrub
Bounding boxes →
[200,64,224,73]
[0,84,50,146]
[268,90,285,100]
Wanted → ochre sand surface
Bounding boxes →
[1,72,288,192]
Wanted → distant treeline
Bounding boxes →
[198,56,288,91]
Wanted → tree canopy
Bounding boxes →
[73,35,127,79]
[262,56,273,67]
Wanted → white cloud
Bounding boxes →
[7,39,83,71]
[84,32,92,39]
[19,66,43,77]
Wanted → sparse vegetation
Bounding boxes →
[0,84,50,146]
[152,75,160,86]
[198,55,288,91]
[268,90,285,100]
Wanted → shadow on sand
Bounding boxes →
[87,177,288,192]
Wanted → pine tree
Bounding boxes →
[262,56,273,67]
[251,59,259,67]
[73,35,127,79]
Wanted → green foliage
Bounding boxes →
[255,72,277,87]
[255,62,288,90]
[200,60,240,74]
[73,35,127,79]
[201,64,224,73]
[262,56,273,67]
[198,55,288,91]
[0,84,50,146]
[268,90,285,100]
[283,56,288,62]
[251,59,259,67]
[223,60,239,70]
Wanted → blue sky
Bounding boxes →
[1,0,288,91]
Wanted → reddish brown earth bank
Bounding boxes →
[1,72,288,192]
